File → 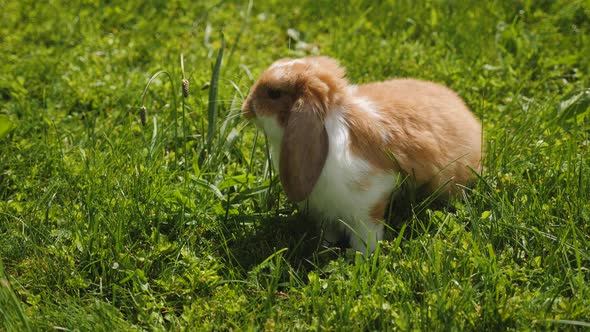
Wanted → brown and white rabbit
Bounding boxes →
[242,56,481,253]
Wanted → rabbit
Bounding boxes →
[241,56,482,253]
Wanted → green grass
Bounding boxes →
[1,0,589,330]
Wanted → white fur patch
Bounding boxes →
[270,59,307,70]
[306,109,398,253]
[350,95,390,143]
[258,104,398,253]
[256,115,283,171]
[268,59,308,80]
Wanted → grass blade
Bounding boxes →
[227,0,253,65]
[0,114,15,139]
[0,262,31,331]
[207,33,225,151]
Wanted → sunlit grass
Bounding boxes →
[0,0,589,330]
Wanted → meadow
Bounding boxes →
[1,0,589,330]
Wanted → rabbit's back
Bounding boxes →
[348,79,482,194]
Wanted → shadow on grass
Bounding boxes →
[384,177,468,240]
[218,211,339,275]
[219,190,454,275]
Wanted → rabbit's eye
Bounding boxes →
[267,88,282,100]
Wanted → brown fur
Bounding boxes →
[279,101,329,202]
[350,177,371,192]
[241,57,348,202]
[347,79,482,195]
[242,56,482,204]
[369,195,390,222]
[242,57,347,127]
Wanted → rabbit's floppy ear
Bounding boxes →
[279,97,329,202]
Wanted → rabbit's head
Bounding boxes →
[242,57,348,202]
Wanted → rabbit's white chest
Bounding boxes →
[306,111,397,235]
[258,110,397,252]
